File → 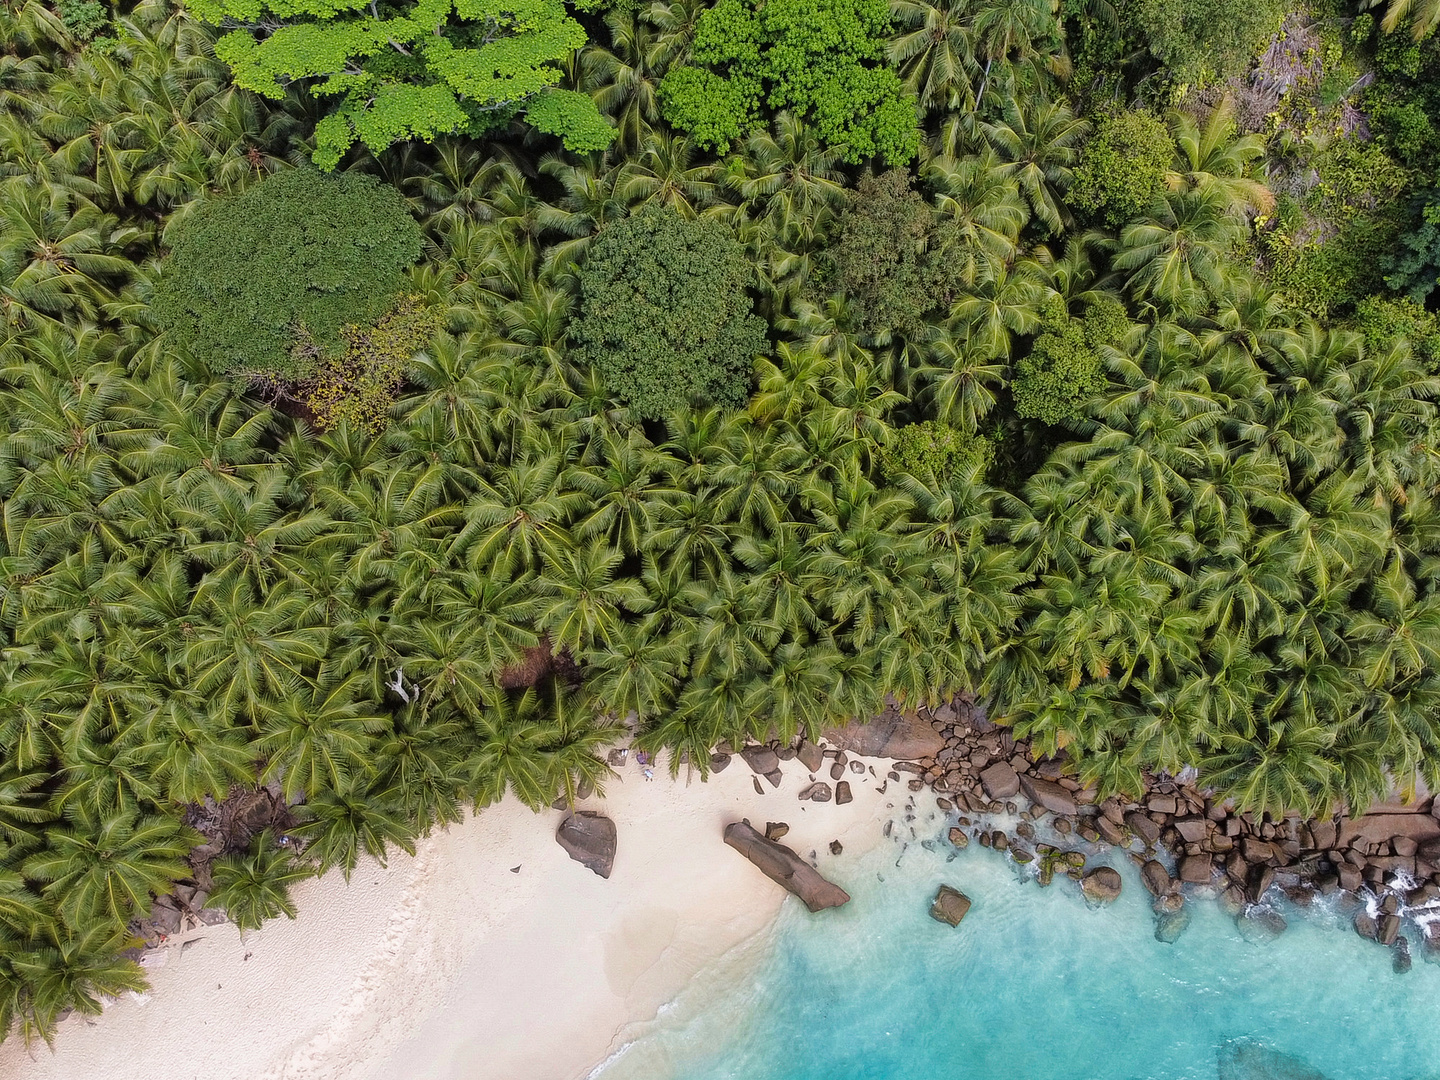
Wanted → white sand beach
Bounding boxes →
[0,752,902,1080]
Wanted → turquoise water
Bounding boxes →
[599,815,1440,1080]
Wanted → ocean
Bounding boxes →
[596,807,1440,1080]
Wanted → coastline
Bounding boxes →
[0,749,899,1080]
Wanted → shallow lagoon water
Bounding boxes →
[599,818,1440,1080]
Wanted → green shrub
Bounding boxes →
[153,170,423,381]
[1134,0,1286,86]
[881,421,994,483]
[1069,110,1173,228]
[58,0,108,39]
[658,0,919,164]
[209,832,314,933]
[299,296,442,432]
[1012,295,1125,424]
[195,0,612,169]
[1352,296,1440,372]
[825,170,965,338]
[571,207,768,418]
[1385,186,1440,305]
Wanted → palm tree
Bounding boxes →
[23,810,195,927]
[1114,187,1247,317]
[208,831,314,931]
[888,0,980,113]
[982,97,1086,233]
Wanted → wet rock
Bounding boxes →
[1080,866,1123,903]
[1379,913,1401,947]
[1125,811,1161,846]
[1095,815,1127,846]
[948,827,969,850]
[1017,774,1077,816]
[929,885,973,927]
[556,811,617,878]
[723,821,850,912]
[1010,847,1034,864]
[979,762,1020,801]
[741,745,780,775]
[1153,891,1184,914]
[1219,884,1247,916]
[1140,860,1173,897]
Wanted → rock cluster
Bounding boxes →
[905,693,1440,962]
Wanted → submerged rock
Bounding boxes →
[1217,1042,1328,1080]
[930,885,972,927]
[723,821,850,912]
[556,811,617,879]
[1236,908,1286,942]
[1155,905,1192,944]
[1393,935,1412,974]
[1081,866,1123,903]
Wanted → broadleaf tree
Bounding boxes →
[192,0,615,168]
[658,0,920,164]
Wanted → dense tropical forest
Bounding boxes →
[0,0,1439,1043]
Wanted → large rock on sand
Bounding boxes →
[825,711,944,760]
[723,821,850,912]
[557,812,617,878]
[930,885,972,927]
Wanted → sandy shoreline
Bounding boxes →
[0,752,900,1080]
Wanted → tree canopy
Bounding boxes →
[194,0,615,168]
[152,169,424,380]
[659,0,920,163]
[570,206,768,416]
